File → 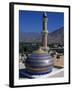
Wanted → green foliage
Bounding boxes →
[19,42,40,54]
[55,49,64,54]
[48,43,64,54]
[19,42,64,55]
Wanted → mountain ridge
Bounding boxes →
[19,27,64,44]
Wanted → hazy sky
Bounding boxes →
[19,10,64,33]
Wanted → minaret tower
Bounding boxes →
[42,12,48,50]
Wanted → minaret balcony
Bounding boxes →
[42,30,48,34]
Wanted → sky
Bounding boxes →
[19,10,64,33]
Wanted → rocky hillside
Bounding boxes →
[19,27,64,44]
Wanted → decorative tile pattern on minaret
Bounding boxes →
[42,12,48,49]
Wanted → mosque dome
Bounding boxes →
[25,47,54,75]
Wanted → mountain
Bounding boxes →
[48,27,64,44]
[19,27,64,44]
[19,32,41,43]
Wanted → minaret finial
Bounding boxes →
[43,12,47,17]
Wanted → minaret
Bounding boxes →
[42,12,48,50]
